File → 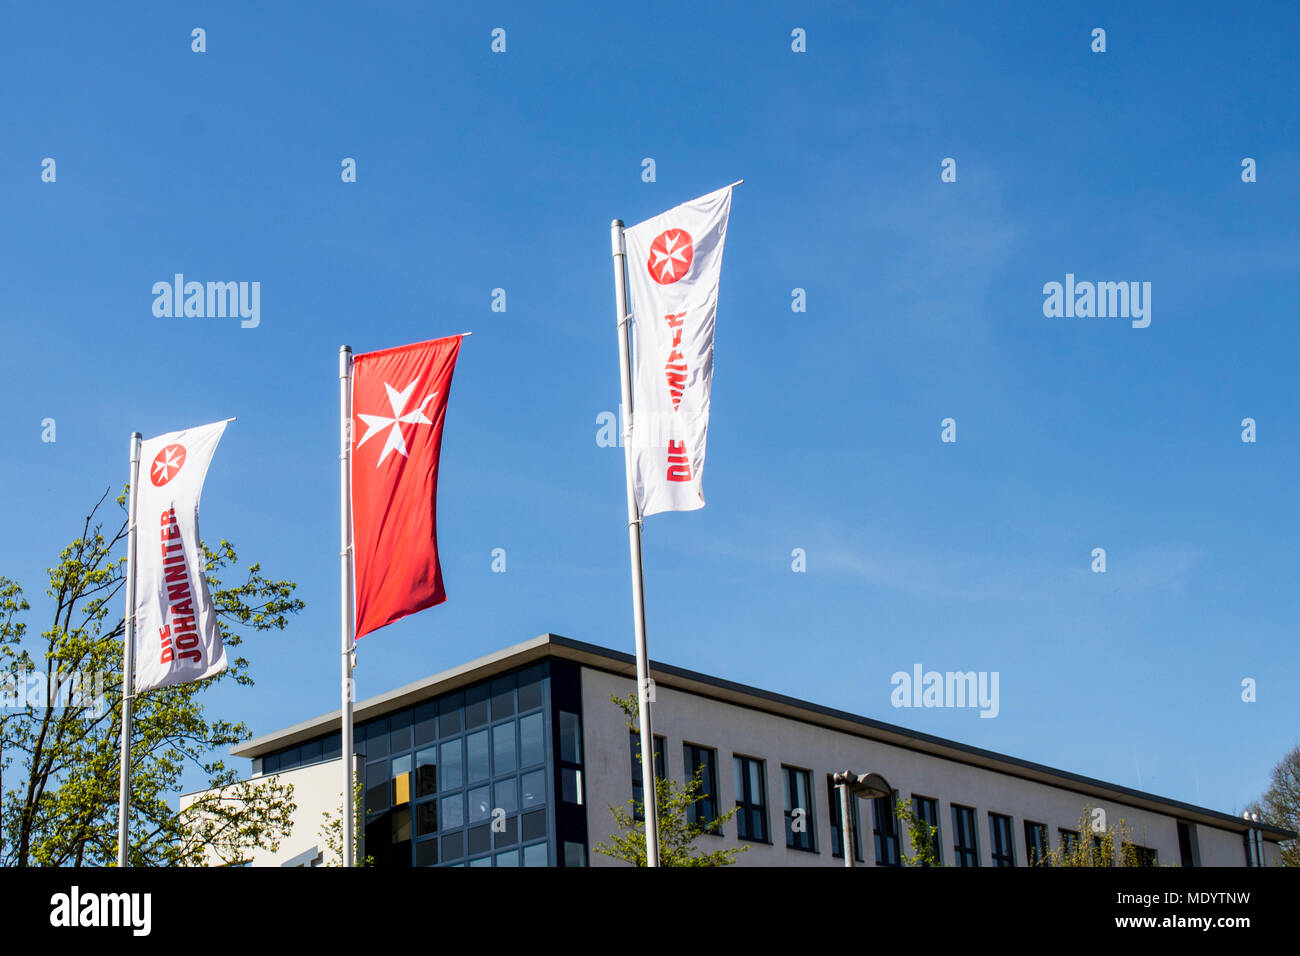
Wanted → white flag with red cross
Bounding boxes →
[624,184,735,516]
[132,420,229,693]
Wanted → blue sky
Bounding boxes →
[2,1,1297,818]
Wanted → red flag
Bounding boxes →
[351,336,462,638]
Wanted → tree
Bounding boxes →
[0,488,303,866]
[1246,742,1300,866]
[595,693,745,867]
[319,776,373,866]
[895,796,942,866]
[1042,807,1161,867]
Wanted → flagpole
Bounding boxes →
[116,431,142,867]
[611,219,660,867]
[339,345,356,867]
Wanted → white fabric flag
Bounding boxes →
[625,184,734,516]
[132,420,229,693]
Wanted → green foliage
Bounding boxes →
[595,693,745,867]
[895,796,942,866]
[0,487,304,866]
[320,775,373,866]
[1246,742,1300,866]
[1042,807,1162,867]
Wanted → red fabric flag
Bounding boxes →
[351,336,462,638]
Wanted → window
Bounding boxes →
[1058,828,1080,858]
[629,732,666,821]
[872,792,900,866]
[913,796,941,866]
[782,766,816,851]
[827,775,862,862]
[989,813,1015,867]
[951,805,979,867]
[1123,842,1158,867]
[1024,821,1049,866]
[1091,834,1109,866]
[733,756,768,843]
[684,745,720,830]
[1177,821,1200,868]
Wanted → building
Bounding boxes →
[184,633,1294,867]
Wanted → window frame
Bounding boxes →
[733,754,770,844]
[951,804,979,867]
[781,765,817,852]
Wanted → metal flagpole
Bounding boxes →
[116,431,142,867]
[339,345,356,867]
[611,219,660,867]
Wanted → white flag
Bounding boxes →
[625,184,734,516]
[132,420,229,693]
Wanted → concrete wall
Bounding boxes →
[581,667,1258,867]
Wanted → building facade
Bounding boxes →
[186,633,1293,867]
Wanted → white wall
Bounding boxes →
[180,757,347,866]
[581,667,1256,867]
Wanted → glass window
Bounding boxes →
[415,838,438,867]
[468,785,492,824]
[491,674,516,720]
[564,842,587,867]
[390,709,413,753]
[279,746,301,771]
[872,793,900,866]
[467,824,491,856]
[392,807,411,843]
[440,792,465,831]
[829,778,863,861]
[733,755,768,843]
[391,755,412,807]
[989,813,1015,867]
[783,766,815,851]
[300,738,324,764]
[323,733,341,761]
[561,767,583,804]
[465,684,490,729]
[494,814,519,848]
[630,732,665,821]
[493,722,516,775]
[1059,828,1080,858]
[365,719,389,759]
[517,664,544,710]
[685,745,720,830]
[415,747,437,797]
[263,751,280,774]
[467,730,490,783]
[494,777,518,815]
[496,848,520,867]
[441,829,464,862]
[414,702,437,746]
[521,769,546,808]
[523,842,547,867]
[438,692,464,736]
[468,855,492,867]
[1124,843,1158,867]
[559,711,582,764]
[1025,821,1048,866]
[439,740,462,791]
[365,760,389,814]
[913,796,942,865]
[519,713,544,767]
[952,805,979,867]
[521,809,546,842]
[416,801,437,837]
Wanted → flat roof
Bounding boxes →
[232,633,1295,842]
